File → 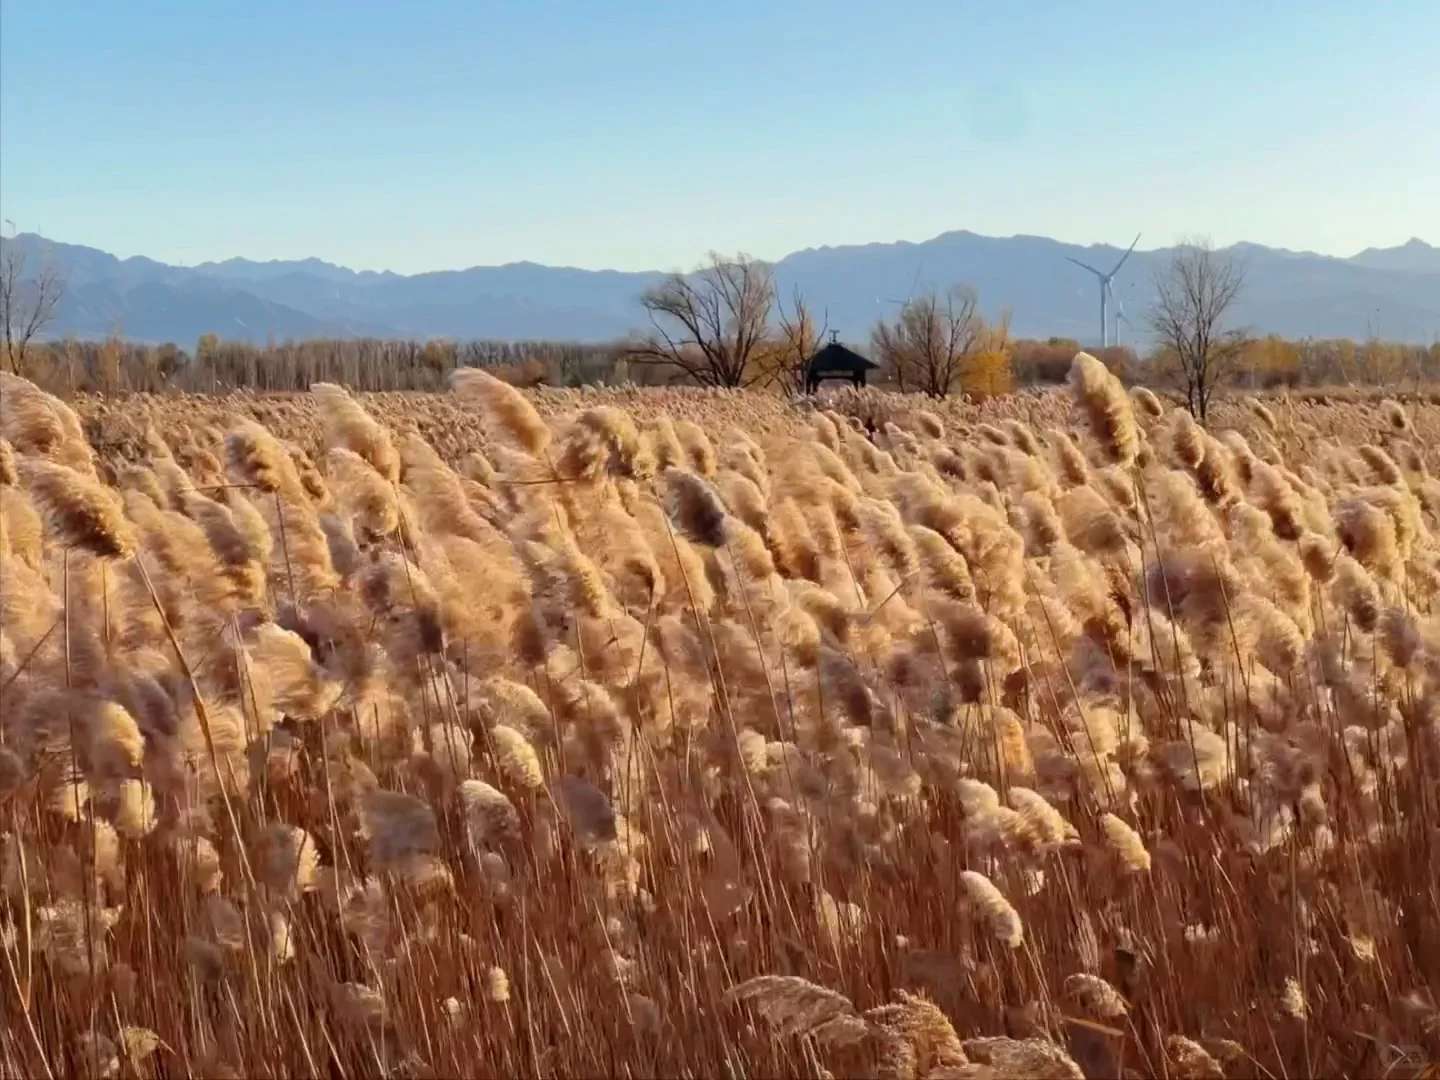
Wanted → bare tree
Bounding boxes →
[1147,239,1246,421]
[0,234,66,377]
[870,285,982,398]
[765,285,827,395]
[628,253,775,388]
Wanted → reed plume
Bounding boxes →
[17,458,136,557]
[453,368,552,455]
[1069,352,1139,466]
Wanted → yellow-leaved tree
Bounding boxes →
[1243,334,1301,387]
[960,309,1013,399]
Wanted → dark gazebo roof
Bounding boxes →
[806,341,878,375]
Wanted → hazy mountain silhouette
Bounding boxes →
[4,231,1436,346]
[192,256,400,286]
[1347,238,1440,274]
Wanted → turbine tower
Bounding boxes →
[1066,233,1140,348]
[1113,293,1132,346]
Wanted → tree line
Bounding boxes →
[5,236,1440,416]
[9,334,627,395]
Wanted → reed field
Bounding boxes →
[2,358,1438,1078]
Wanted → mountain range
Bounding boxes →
[4,231,1438,347]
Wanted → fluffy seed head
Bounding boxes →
[1069,352,1138,466]
[961,869,1024,947]
[17,459,135,557]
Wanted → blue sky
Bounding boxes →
[2,0,1436,273]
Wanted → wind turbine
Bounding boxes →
[1066,233,1140,348]
[1113,293,1133,346]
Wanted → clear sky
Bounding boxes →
[2,0,1436,273]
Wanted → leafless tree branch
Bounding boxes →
[1,237,66,377]
[766,285,825,395]
[1146,239,1246,421]
[870,285,981,398]
[626,253,776,388]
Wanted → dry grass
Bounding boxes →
[1,363,1438,1078]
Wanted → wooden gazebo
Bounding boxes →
[804,335,878,394]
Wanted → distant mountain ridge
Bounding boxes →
[3,230,1437,346]
[192,256,401,285]
[1346,238,1440,274]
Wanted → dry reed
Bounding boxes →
[2,368,1437,1078]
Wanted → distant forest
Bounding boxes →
[14,331,1440,400]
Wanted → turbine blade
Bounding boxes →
[1065,256,1103,276]
[1109,232,1141,276]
